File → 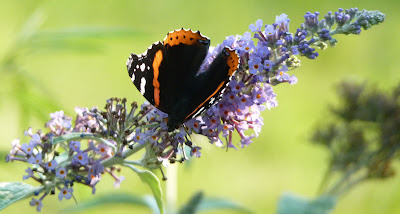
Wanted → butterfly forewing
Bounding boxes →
[127,42,166,109]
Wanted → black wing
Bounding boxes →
[126,42,166,108]
[184,47,239,120]
[157,29,211,114]
[166,47,240,131]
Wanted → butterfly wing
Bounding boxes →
[126,29,240,132]
[166,47,240,130]
[158,29,211,114]
[163,28,210,78]
[126,42,167,110]
[184,47,239,120]
[127,29,211,115]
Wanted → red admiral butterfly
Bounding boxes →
[126,29,239,132]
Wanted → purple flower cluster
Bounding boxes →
[128,14,300,159]
[181,14,300,150]
[301,8,385,47]
[134,9,384,160]
[6,109,126,212]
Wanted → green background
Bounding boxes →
[0,0,398,213]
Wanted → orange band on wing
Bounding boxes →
[152,50,163,107]
[163,29,209,47]
[225,48,239,76]
[185,81,225,120]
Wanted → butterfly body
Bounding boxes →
[126,29,239,131]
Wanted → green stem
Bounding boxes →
[123,142,147,157]
[166,164,178,214]
[52,132,148,172]
[334,174,368,197]
[123,159,144,166]
[102,143,147,168]
[317,162,333,194]
[52,132,116,149]
[325,152,376,196]
[329,28,343,36]
[52,132,147,167]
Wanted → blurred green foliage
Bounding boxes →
[0,8,145,129]
[312,81,400,196]
[0,0,398,214]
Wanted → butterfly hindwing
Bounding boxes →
[127,42,166,107]
[183,47,240,121]
[165,47,239,130]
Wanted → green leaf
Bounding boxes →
[0,182,43,211]
[124,164,163,214]
[277,193,336,214]
[178,192,204,214]
[64,193,159,214]
[197,197,252,213]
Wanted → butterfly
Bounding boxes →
[126,28,239,132]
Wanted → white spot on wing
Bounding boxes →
[193,111,201,118]
[131,74,135,83]
[140,63,146,72]
[199,107,205,113]
[191,106,206,119]
[136,64,139,69]
[210,97,215,103]
[140,77,146,95]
